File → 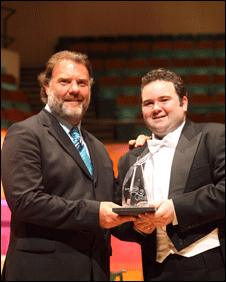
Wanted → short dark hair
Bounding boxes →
[141,68,187,99]
[38,50,94,104]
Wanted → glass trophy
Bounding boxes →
[113,154,156,216]
[122,161,148,207]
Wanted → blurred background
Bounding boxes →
[1,1,225,280]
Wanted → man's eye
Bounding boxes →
[78,81,88,87]
[60,79,69,84]
[78,82,85,86]
[143,102,153,107]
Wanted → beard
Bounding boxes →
[47,90,90,125]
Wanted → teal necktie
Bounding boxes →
[70,127,93,175]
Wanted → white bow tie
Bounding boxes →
[147,135,177,155]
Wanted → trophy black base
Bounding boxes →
[112,206,156,216]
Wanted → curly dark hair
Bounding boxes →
[141,68,187,100]
[38,50,94,104]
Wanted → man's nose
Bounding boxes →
[69,81,79,92]
[152,102,161,111]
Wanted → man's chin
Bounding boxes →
[62,104,82,115]
[64,110,83,121]
[150,124,169,136]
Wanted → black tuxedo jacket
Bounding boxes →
[115,120,225,280]
[1,109,115,281]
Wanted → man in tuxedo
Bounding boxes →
[1,50,135,281]
[116,68,225,281]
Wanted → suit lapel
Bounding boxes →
[39,109,93,179]
[81,129,98,180]
[84,131,105,190]
[124,146,149,172]
[137,146,149,160]
[169,121,202,197]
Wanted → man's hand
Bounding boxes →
[128,135,151,150]
[136,200,175,228]
[99,202,136,229]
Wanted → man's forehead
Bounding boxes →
[142,80,175,94]
[52,60,88,76]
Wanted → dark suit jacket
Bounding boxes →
[1,109,115,281]
[115,120,225,280]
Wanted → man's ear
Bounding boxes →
[44,84,49,96]
[182,96,188,111]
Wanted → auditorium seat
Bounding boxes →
[1,73,17,85]
[1,73,35,128]
[130,40,151,53]
[105,58,127,70]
